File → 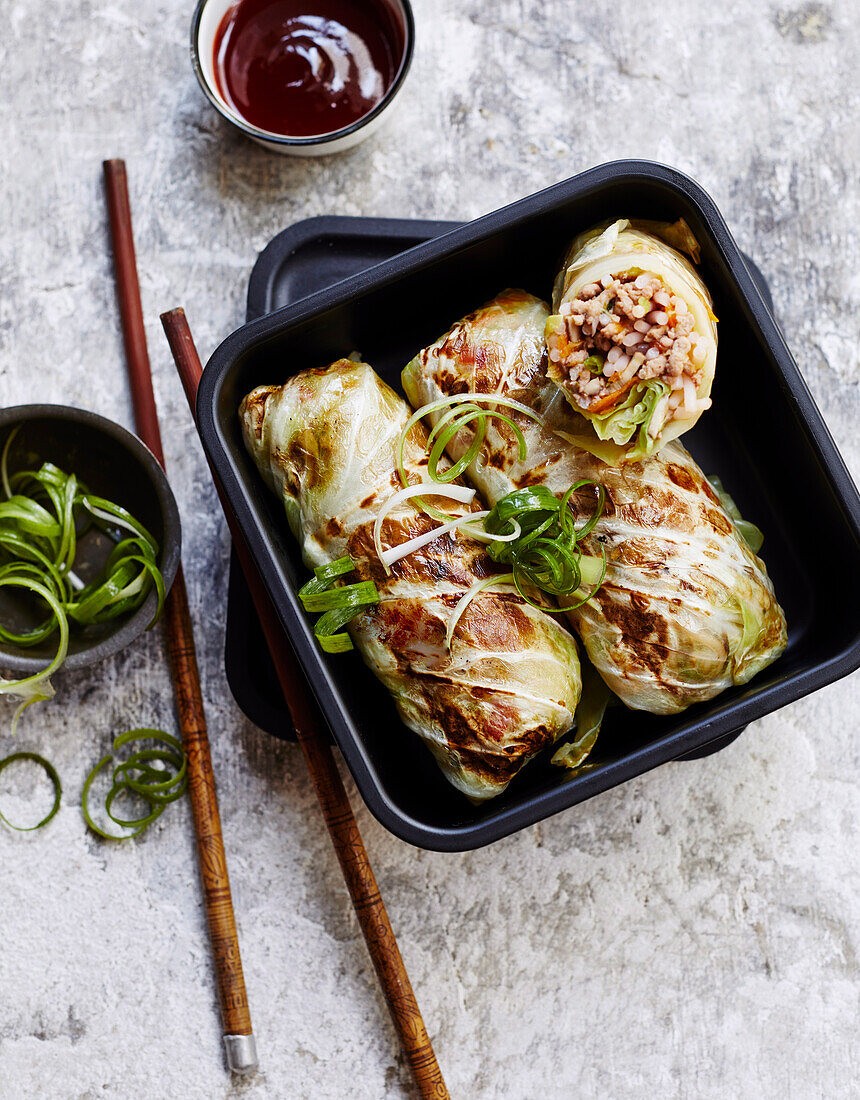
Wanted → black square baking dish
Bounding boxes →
[197,161,860,851]
[223,213,776,743]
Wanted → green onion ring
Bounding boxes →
[427,408,488,483]
[398,394,540,519]
[82,729,188,840]
[482,480,608,614]
[316,629,355,654]
[0,427,19,499]
[402,397,609,631]
[103,784,164,831]
[0,751,62,831]
[113,751,186,804]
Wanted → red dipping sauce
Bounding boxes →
[213,0,405,137]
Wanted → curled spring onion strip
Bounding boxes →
[0,429,16,500]
[393,398,609,629]
[380,511,523,568]
[483,481,608,613]
[0,577,68,735]
[82,729,187,840]
[0,752,62,831]
[81,497,158,544]
[373,482,524,573]
[381,511,490,569]
[397,394,543,515]
[426,408,488,483]
[0,437,166,729]
[372,483,476,571]
[298,557,380,653]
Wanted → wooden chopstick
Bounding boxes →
[160,307,450,1100]
[102,159,257,1077]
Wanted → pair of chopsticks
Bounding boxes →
[104,160,449,1099]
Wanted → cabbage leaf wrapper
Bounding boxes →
[546,219,718,465]
[403,291,787,716]
[240,358,582,801]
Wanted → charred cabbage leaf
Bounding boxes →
[551,656,612,770]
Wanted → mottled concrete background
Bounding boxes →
[1,1,858,1097]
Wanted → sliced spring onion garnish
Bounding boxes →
[398,394,544,503]
[298,556,380,653]
[483,481,608,612]
[389,398,608,626]
[82,729,187,840]
[300,581,380,612]
[0,752,62,831]
[381,511,490,569]
[0,433,166,729]
[372,483,476,571]
[373,482,527,573]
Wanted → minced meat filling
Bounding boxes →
[547,270,711,435]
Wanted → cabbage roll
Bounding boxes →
[240,358,582,800]
[403,291,787,716]
[545,219,718,464]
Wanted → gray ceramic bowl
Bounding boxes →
[0,406,181,673]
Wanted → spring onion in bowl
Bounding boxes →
[0,432,166,730]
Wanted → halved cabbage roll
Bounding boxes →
[403,291,787,716]
[545,219,718,464]
[240,358,582,801]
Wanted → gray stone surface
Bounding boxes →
[1,0,858,1097]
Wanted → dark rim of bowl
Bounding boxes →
[189,0,416,147]
[0,405,181,674]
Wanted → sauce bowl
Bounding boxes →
[190,0,414,155]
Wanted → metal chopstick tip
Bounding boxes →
[223,1033,259,1075]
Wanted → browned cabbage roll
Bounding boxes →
[240,358,582,800]
[402,291,787,715]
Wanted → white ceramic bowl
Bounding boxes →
[190,0,414,156]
